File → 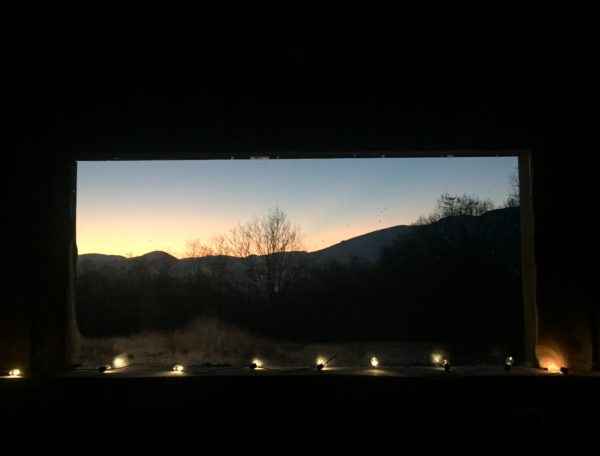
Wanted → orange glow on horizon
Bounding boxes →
[76,212,235,258]
[77,216,415,258]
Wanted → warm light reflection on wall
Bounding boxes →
[536,344,566,373]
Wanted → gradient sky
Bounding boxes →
[76,157,518,258]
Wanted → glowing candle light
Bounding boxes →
[536,345,566,374]
[113,356,128,369]
[171,364,185,373]
[432,353,443,366]
[250,359,263,369]
[316,357,327,370]
[8,369,21,378]
[442,359,451,372]
[370,357,380,368]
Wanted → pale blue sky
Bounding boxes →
[77,157,518,257]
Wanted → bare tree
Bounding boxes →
[185,239,216,259]
[504,170,520,208]
[438,193,495,217]
[221,207,304,301]
[185,208,305,301]
[210,235,230,258]
[187,238,242,280]
[413,193,495,225]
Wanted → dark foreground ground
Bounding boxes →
[2,366,599,435]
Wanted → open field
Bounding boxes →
[77,317,514,369]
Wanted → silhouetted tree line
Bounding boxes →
[247,206,522,350]
[76,200,522,355]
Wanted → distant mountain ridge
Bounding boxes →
[78,207,519,275]
[78,224,411,275]
[311,224,413,264]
